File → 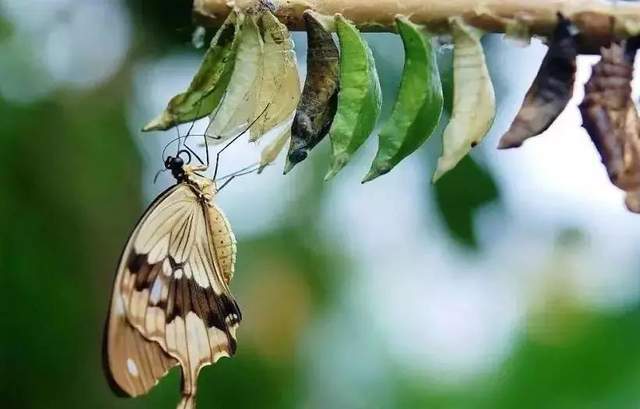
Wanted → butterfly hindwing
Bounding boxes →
[103,297,178,397]
[104,182,241,405]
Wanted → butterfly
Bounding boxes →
[103,148,242,409]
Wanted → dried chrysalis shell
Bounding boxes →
[580,41,640,189]
[498,15,578,149]
[579,39,640,212]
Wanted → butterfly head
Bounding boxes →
[164,155,186,181]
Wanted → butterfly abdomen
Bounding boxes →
[208,204,237,283]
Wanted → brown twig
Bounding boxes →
[193,0,640,53]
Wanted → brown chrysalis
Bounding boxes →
[498,14,578,149]
[580,38,640,212]
[284,11,339,173]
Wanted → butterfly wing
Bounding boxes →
[104,183,241,405]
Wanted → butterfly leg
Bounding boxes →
[212,103,272,180]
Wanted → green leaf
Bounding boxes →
[432,17,496,182]
[285,10,339,174]
[363,17,443,182]
[143,11,239,131]
[325,14,382,180]
[433,155,499,248]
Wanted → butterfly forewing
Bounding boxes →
[104,181,240,408]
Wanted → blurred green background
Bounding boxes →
[3,1,640,408]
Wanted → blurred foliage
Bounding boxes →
[127,0,195,49]
[1,2,640,409]
[0,90,141,407]
[387,307,640,409]
[0,14,12,41]
[433,156,501,249]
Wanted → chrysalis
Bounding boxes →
[325,14,382,180]
[579,39,640,212]
[103,154,241,409]
[432,17,496,182]
[285,10,339,174]
[206,14,263,141]
[580,41,640,190]
[498,15,578,149]
[363,16,443,183]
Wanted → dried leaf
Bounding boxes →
[432,17,495,182]
[325,14,382,180]
[499,15,578,149]
[285,11,339,174]
[363,17,443,183]
[143,12,239,132]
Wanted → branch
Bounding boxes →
[193,0,640,52]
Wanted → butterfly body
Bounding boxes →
[104,155,240,409]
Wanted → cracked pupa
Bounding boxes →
[285,11,339,174]
[580,39,640,211]
[498,15,578,149]
[579,40,640,190]
[249,10,301,141]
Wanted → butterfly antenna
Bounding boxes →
[178,100,208,165]
[162,135,187,162]
[183,99,204,149]
[153,168,168,184]
[184,144,206,165]
[212,103,271,180]
[177,149,193,165]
